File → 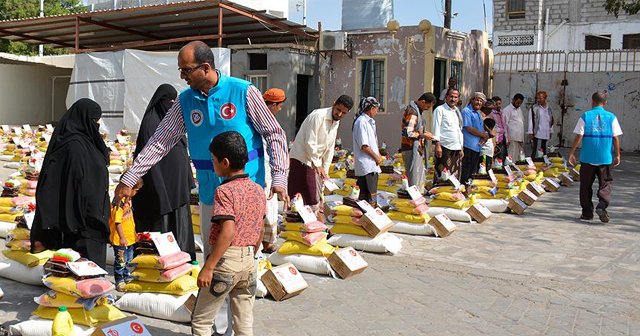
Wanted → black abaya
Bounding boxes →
[31,98,110,269]
[132,84,196,259]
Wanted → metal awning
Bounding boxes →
[0,0,318,53]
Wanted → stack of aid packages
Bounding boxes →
[326,197,402,255]
[387,180,435,236]
[0,211,53,285]
[471,158,519,213]
[20,166,39,197]
[0,192,26,233]
[269,195,334,276]
[107,131,133,175]
[428,170,477,223]
[31,249,124,330]
[115,232,199,322]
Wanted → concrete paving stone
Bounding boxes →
[1,153,640,335]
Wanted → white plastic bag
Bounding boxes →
[10,317,94,336]
[0,220,16,238]
[389,221,436,236]
[108,165,123,174]
[106,245,114,266]
[268,252,334,276]
[327,232,402,255]
[114,291,196,323]
[265,191,279,226]
[0,258,45,286]
[427,207,473,222]
[477,199,509,213]
[194,234,203,252]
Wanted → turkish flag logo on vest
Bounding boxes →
[220,103,237,120]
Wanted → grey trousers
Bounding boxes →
[402,148,425,193]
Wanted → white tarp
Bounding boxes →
[66,51,125,137]
[66,48,231,137]
[341,0,394,31]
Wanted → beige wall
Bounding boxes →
[230,45,319,140]
[319,25,492,152]
[0,64,71,125]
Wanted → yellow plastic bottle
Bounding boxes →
[52,306,75,336]
[190,261,200,278]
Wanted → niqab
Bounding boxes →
[132,84,194,226]
[31,98,110,250]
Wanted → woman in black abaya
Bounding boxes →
[31,98,110,269]
[132,84,196,260]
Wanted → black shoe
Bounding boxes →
[596,208,609,223]
[579,215,593,221]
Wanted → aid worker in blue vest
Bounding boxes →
[114,40,289,336]
[568,91,622,223]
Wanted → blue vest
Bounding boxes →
[180,74,265,205]
[580,106,615,165]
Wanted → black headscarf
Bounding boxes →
[31,98,110,250]
[132,84,194,227]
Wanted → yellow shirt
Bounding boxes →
[109,201,137,246]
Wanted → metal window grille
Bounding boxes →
[507,0,525,19]
[360,59,385,111]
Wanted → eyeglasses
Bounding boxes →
[178,64,205,75]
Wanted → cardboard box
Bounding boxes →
[261,262,308,301]
[517,189,538,206]
[526,181,546,197]
[542,178,561,192]
[570,167,580,180]
[559,172,573,186]
[466,203,492,223]
[428,214,457,237]
[327,247,368,279]
[92,316,152,336]
[359,207,394,237]
[508,196,528,215]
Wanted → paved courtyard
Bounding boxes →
[1,154,639,335]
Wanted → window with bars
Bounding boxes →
[246,75,268,93]
[360,59,385,111]
[450,61,463,92]
[585,35,611,50]
[507,0,525,19]
[623,33,640,49]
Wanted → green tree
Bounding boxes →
[0,0,86,55]
[604,0,640,17]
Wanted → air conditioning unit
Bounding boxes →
[320,31,348,51]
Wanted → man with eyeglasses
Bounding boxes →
[114,40,289,336]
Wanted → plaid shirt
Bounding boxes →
[400,104,423,153]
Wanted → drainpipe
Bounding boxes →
[542,8,550,71]
[535,2,545,71]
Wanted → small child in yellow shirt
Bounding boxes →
[110,180,142,291]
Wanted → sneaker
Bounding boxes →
[579,215,593,221]
[596,208,610,223]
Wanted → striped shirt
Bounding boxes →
[121,85,289,190]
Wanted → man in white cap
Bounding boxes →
[461,92,490,183]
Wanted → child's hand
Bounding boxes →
[197,270,213,289]
[119,237,128,247]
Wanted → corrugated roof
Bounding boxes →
[0,0,317,52]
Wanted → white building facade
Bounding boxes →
[493,0,640,53]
